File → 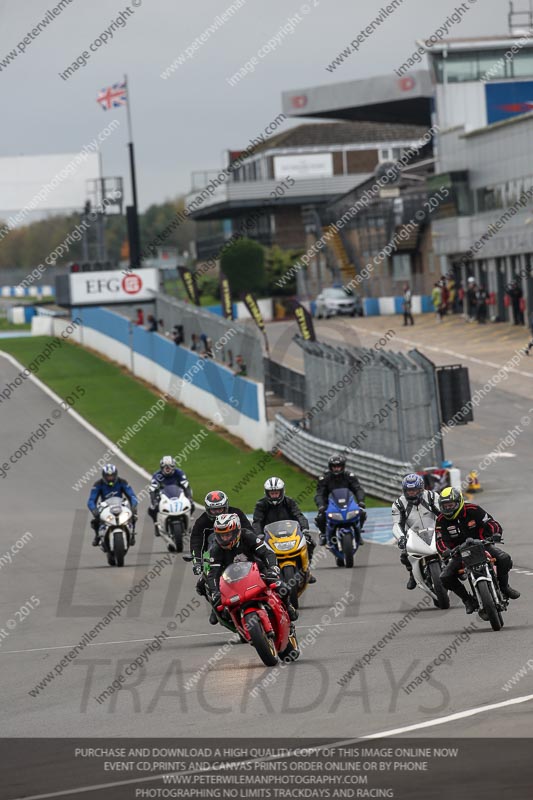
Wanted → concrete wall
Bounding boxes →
[36,307,275,451]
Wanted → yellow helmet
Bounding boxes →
[439,487,464,519]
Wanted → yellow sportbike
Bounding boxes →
[263,520,310,609]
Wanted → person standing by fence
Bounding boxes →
[476,284,488,324]
[466,277,477,322]
[432,282,442,323]
[402,283,414,326]
[523,311,533,356]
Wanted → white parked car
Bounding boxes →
[314,288,363,319]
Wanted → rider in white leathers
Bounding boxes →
[392,473,440,589]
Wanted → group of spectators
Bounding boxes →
[133,308,247,375]
[431,276,461,322]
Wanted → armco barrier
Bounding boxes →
[47,308,273,451]
[274,414,412,501]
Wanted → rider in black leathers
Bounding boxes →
[189,490,252,598]
[253,477,316,581]
[315,453,366,545]
[206,514,298,625]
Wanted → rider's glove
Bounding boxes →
[263,567,281,585]
[192,563,202,576]
[440,547,451,561]
[211,591,221,608]
[190,501,196,513]
[491,533,502,543]
[91,508,99,517]
[359,502,366,509]
[397,535,406,549]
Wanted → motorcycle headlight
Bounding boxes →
[275,539,297,551]
[346,510,359,519]
[328,512,343,521]
[102,512,114,524]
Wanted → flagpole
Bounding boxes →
[124,73,141,267]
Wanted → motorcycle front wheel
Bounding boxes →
[169,520,184,553]
[428,561,450,609]
[244,612,278,666]
[281,564,299,609]
[477,581,502,631]
[342,532,354,568]
[113,532,126,567]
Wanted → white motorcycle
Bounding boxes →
[156,485,191,553]
[97,497,133,567]
[398,526,450,609]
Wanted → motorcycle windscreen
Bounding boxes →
[161,485,183,499]
[100,492,123,508]
[263,520,300,538]
[329,488,356,510]
[222,561,254,583]
[413,528,434,546]
[460,540,487,567]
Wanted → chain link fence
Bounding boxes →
[295,336,443,467]
[155,293,265,381]
[264,358,306,407]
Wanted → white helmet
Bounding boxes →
[264,476,285,506]
[160,455,176,476]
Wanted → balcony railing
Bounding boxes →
[186,174,372,214]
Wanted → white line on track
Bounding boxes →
[360,692,533,738]
[348,326,533,378]
[0,351,151,482]
[0,619,367,655]
[12,693,533,799]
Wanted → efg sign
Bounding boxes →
[69,269,159,305]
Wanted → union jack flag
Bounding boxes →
[96,82,127,111]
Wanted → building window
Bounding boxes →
[392,253,412,281]
[511,49,533,78]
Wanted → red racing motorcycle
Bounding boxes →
[217,558,300,666]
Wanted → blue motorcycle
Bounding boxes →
[325,488,361,568]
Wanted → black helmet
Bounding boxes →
[328,453,346,475]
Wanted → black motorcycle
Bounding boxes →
[449,536,508,631]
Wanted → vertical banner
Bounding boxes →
[242,291,270,354]
[220,273,234,320]
[178,267,200,306]
[292,300,316,341]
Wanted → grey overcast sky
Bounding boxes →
[0,0,517,211]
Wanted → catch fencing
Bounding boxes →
[275,415,411,500]
[264,358,306,407]
[155,293,264,381]
[295,337,444,466]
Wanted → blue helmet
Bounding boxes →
[402,473,424,503]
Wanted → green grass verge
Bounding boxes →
[0,319,31,331]
[0,336,386,511]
